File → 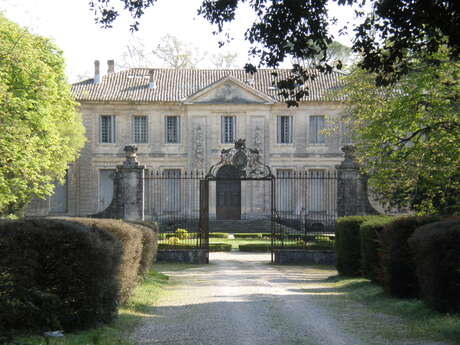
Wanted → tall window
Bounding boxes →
[221,116,236,143]
[133,116,148,143]
[308,169,326,212]
[50,172,68,213]
[100,115,116,143]
[309,115,325,144]
[164,169,181,212]
[166,116,180,143]
[276,169,295,213]
[99,169,115,211]
[277,116,293,144]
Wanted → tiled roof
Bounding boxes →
[71,68,344,103]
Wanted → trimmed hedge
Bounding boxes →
[209,232,230,238]
[127,221,159,276]
[234,233,263,239]
[239,243,271,252]
[335,216,371,276]
[209,243,232,252]
[409,219,460,312]
[158,243,232,252]
[359,216,394,283]
[65,218,143,304]
[0,218,122,332]
[380,215,441,298]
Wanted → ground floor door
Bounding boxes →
[216,179,241,219]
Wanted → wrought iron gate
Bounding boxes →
[144,140,337,262]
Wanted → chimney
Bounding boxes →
[107,59,115,74]
[94,60,100,84]
[148,70,156,89]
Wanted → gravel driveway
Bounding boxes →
[132,252,449,345]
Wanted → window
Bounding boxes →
[133,116,148,143]
[221,116,236,143]
[308,169,326,212]
[100,115,116,143]
[276,169,295,213]
[99,169,115,211]
[166,116,180,143]
[164,169,181,212]
[50,172,68,213]
[309,115,325,144]
[277,116,293,144]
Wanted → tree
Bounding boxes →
[89,0,460,104]
[210,51,239,69]
[152,34,207,69]
[0,14,85,216]
[338,48,460,215]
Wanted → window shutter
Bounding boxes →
[288,116,293,143]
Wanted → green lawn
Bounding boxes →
[319,276,460,344]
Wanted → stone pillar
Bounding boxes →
[90,146,144,220]
[336,145,377,217]
[118,146,145,221]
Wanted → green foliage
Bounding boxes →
[340,50,460,215]
[66,218,143,304]
[359,216,394,283]
[380,216,442,298]
[335,216,371,276]
[234,233,263,239]
[209,243,232,252]
[127,221,159,276]
[0,15,85,215]
[175,228,189,239]
[0,218,122,332]
[409,219,460,313]
[209,232,229,238]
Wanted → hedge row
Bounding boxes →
[336,215,460,313]
[0,218,159,333]
[409,219,460,313]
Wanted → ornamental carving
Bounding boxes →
[206,139,273,179]
[193,125,205,170]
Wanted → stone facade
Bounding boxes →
[27,66,352,217]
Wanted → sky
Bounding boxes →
[0,0,358,83]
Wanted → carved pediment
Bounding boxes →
[183,76,275,105]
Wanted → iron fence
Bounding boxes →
[272,170,337,250]
[144,170,206,249]
[144,169,337,251]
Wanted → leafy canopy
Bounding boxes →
[338,49,460,215]
[89,0,460,104]
[0,14,85,216]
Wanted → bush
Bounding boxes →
[359,216,394,283]
[239,243,271,252]
[127,221,159,276]
[209,232,229,238]
[409,219,460,312]
[0,218,122,332]
[65,218,143,304]
[175,228,189,239]
[209,243,232,252]
[335,216,371,276]
[234,233,263,239]
[380,215,441,298]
